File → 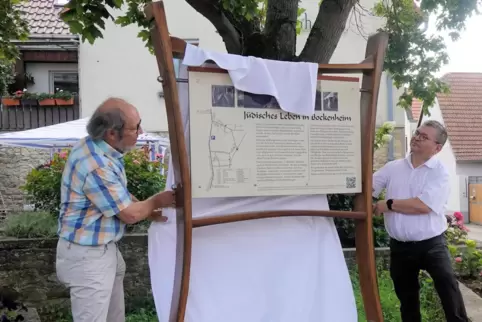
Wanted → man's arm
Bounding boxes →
[84,167,175,224]
[375,168,450,215]
[130,194,139,202]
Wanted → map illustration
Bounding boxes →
[207,111,246,190]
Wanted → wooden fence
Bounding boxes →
[0,98,80,131]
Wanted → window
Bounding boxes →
[50,71,79,94]
[174,58,181,78]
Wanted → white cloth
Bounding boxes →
[182,43,319,116]
[148,61,357,322]
[373,154,450,242]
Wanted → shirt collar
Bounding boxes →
[88,137,124,161]
[405,153,437,169]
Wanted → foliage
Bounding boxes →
[374,0,478,116]
[37,92,55,100]
[445,211,469,245]
[3,211,58,238]
[22,152,66,216]
[124,147,166,201]
[0,0,29,62]
[126,308,158,322]
[449,239,482,280]
[21,147,166,218]
[374,121,396,151]
[54,90,74,100]
[0,61,15,97]
[0,0,29,97]
[352,263,444,321]
[0,287,29,322]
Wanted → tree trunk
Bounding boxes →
[186,0,357,63]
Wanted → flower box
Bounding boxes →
[1,98,20,106]
[21,99,38,106]
[38,99,56,106]
[55,98,74,106]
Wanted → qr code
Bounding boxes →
[346,176,356,189]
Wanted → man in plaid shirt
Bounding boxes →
[56,98,175,322]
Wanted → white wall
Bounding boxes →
[79,0,404,132]
[420,99,462,217]
[25,62,78,93]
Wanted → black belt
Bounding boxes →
[390,233,444,248]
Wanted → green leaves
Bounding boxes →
[375,0,478,116]
[0,0,29,63]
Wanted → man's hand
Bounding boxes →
[373,200,388,216]
[148,209,168,222]
[153,191,176,208]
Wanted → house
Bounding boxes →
[418,73,482,224]
[13,0,409,163]
[13,0,79,94]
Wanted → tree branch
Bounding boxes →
[262,0,299,60]
[185,0,242,54]
[298,0,357,63]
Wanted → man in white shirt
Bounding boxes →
[373,120,468,322]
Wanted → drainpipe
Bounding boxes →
[386,74,395,161]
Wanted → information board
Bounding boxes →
[188,71,362,198]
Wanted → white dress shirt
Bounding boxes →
[373,154,450,242]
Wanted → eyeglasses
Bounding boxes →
[413,130,439,144]
[123,120,142,133]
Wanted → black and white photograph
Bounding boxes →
[237,91,280,109]
[212,85,235,107]
[322,92,339,112]
[315,90,322,111]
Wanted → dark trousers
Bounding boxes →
[390,234,468,322]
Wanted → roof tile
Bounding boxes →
[437,72,482,161]
[17,0,71,36]
[412,99,422,121]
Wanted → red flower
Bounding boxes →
[455,257,463,263]
[454,212,464,221]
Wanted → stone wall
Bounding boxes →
[0,234,391,319]
[373,127,406,170]
[0,146,50,212]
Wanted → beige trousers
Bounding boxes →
[56,238,126,322]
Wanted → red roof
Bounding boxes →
[436,73,482,161]
[411,99,422,121]
[18,0,72,36]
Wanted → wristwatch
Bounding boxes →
[386,199,393,210]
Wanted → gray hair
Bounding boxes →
[86,106,125,140]
[421,120,448,146]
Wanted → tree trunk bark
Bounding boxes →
[299,0,357,63]
[186,0,357,64]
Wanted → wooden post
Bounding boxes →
[146,2,388,321]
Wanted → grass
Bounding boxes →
[2,211,58,238]
[352,265,445,321]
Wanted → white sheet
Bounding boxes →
[148,63,357,322]
[183,43,319,116]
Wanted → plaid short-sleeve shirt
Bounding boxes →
[58,137,133,246]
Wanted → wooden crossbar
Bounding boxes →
[146,2,389,321]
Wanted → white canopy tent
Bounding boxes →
[0,117,170,149]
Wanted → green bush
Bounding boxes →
[21,147,166,217]
[3,211,58,238]
[352,264,445,321]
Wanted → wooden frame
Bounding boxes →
[146,2,389,321]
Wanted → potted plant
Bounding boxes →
[21,90,38,106]
[54,90,74,105]
[1,90,23,106]
[37,92,55,106]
